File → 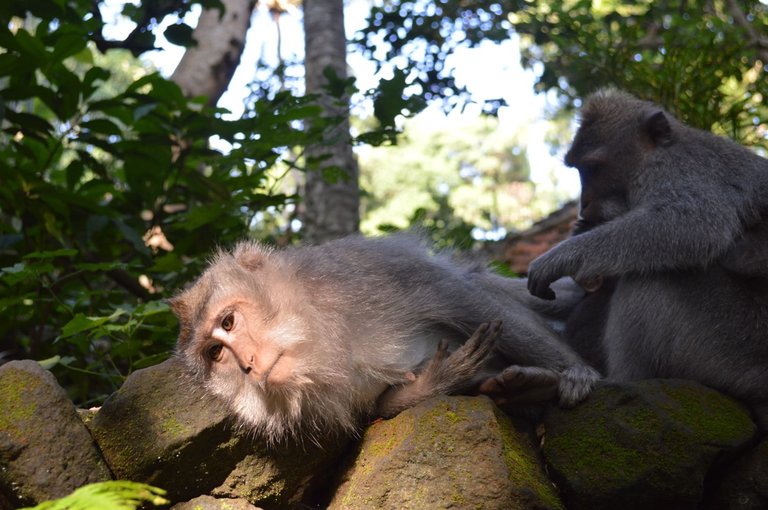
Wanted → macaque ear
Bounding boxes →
[643,110,674,147]
[168,295,193,346]
[233,242,271,272]
[167,294,187,318]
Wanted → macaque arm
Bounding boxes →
[375,321,500,419]
[528,192,744,299]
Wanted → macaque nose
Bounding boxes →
[229,341,283,384]
[230,347,255,373]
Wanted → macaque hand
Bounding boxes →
[527,244,582,300]
[375,321,501,418]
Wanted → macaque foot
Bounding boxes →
[478,363,601,407]
[376,321,501,418]
[558,365,601,407]
[478,365,560,405]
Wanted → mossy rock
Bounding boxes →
[89,357,347,508]
[0,360,112,507]
[543,379,757,510]
[328,395,563,510]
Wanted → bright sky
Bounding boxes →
[101,0,580,198]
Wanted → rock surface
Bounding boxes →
[0,360,112,508]
[542,379,757,510]
[328,395,563,510]
[3,355,766,509]
[711,437,768,509]
[89,357,347,507]
[172,494,263,510]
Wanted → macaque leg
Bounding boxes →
[478,364,596,408]
[375,321,501,419]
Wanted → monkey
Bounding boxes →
[169,234,600,443]
[527,89,768,426]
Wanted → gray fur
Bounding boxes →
[534,89,768,426]
[171,234,599,442]
[528,89,767,299]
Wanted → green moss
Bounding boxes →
[161,415,191,439]
[655,382,755,442]
[364,413,413,459]
[546,419,645,490]
[0,368,40,436]
[494,408,564,510]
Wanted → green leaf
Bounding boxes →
[51,32,88,61]
[37,355,61,370]
[13,29,48,62]
[80,118,122,137]
[22,480,168,510]
[23,249,78,260]
[65,160,85,190]
[135,300,170,316]
[178,205,225,230]
[73,261,127,272]
[163,23,196,47]
[60,309,126,339]
[5,110,54,135]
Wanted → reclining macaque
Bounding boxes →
[528,89,768,426]
[170,234,599,442]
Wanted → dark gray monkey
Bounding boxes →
[528,89,768,426]
[170,234,599,443]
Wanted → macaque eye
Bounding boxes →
[207,343,224,362]
[221,313,235,331]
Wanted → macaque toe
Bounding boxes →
[448,321,501,368]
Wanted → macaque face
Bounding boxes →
[181,292,317,439]
[196,298,301,390]
[170,247,359,442]
[564,117,633,235]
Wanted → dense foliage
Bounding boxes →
[0,0,331,403]
[358,0,768,145]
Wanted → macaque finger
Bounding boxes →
[529,278,557,300]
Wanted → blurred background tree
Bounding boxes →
[2,0,767,405]
[358,0,768,146]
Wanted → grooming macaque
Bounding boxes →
[530,89,768,424]
[170,235,599,442]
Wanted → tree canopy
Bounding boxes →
[358,0,768,145]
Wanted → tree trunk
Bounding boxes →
[302,0,360,244]
[171,0,256,106]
